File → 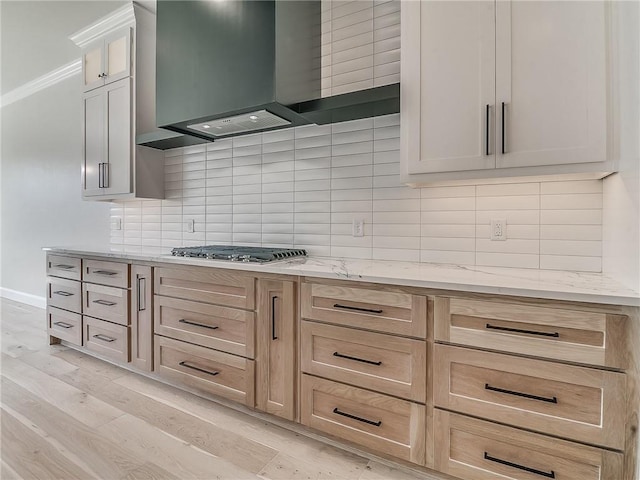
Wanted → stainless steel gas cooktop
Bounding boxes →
[170,245,307,263]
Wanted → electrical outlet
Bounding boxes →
[184,219,195,233]
[110,217,122,231]
[490,218,507,241]
[352,219,364,237]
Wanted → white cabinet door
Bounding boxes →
[105,78,132,196]
[83,88,105,197]
[402,1,495,175]
[81,27,132,92]
[496,1,608,169]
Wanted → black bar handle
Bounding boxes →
[272,295,278,340]
[485,104,490,156]
[93,334,116,343]
[53,264,75,270]
[53,321,74,329]
[333,304,383,315]
[484,452,555,478]
[485,323,559,338]
[103,162,109,188]
[501,102,506,154]
[53,290,74,297]
[93,299,117,307]
[137,276,146,312]
[178,319,218,330]
[93,270,118,276]
[98,163,103,188]
[485,383,558,404]
[332,408,381,427]
[179,361,220,377]
[333,352,382,366]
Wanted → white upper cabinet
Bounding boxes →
[401,1,614,185]
[82,27,132,92]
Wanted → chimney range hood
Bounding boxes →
[146,0,399,149]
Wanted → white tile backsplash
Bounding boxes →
[112,120,604,273]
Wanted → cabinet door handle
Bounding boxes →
[53,290,74,297]
[484,452,555,478]
[178,319,218,330]
[93,270,118,276]
[137,276,146,311]
[103,162,109,188]
[53,264,74,270]
[98,163,104,188]
[501,102,506,154]
[333,352,382,366]
[332,408,381,427]
[93,334,116,343]
[93,299,117,306]
[179,361,219,377]
[485,323,559,338]
[333,304,383,314]
[53,321,74,329]
[485,104,491,156]
[485,383,558,404]
[271,295,278,340]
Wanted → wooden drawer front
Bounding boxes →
[47,277,81,313]
[47,307,82,346]
[154,296,255,358]
[155,266,255,310]
[154,336,255,406]
[301,282,427,338]
[84,316,129,363]
[301,375,426,465]
[46,254,81,281]
[84,259,129,287]
[434,410,623,480]
[434,297,626,369]
[83,283,129,325]
[434,345,626,450]
[301,321,426,402]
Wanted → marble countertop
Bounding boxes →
[44,246,640,307]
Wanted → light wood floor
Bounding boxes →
[0,298,446,480]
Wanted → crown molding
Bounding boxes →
[69,2,135,48]
[0,59,81,108]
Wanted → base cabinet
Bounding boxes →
[130,265,153,371]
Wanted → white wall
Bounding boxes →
[603,1,640,293]
[0,1,122,301]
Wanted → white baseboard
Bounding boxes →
[0,287,46,309]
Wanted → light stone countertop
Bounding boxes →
[44,246,640,307]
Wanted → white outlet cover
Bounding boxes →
[352,219,364,237]
[490,218,507,241]
[185,219,195,233]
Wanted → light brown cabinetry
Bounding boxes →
[47,277,82,313]
[130,265,153,371]
[46,255,81,281]
[434,410,623,480]
[256,279,296,421]
[84,316,129,363]
[47,307,82,346]
[46,254,83,345]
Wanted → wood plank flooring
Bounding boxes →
[0,298,446,480]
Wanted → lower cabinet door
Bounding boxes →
[84,316,130,363]
[301,375,426,465]
[48,307,82,346]
[434,410,623,480]
[154,336,255,407]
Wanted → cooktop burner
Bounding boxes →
[171,245,307,263]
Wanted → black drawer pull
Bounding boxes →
[178,319,219,330]
[93,334,116,343]
[485,323,559,338]
[53,290,74,297]
[54,264,75,270]
[333,304,383,314]
[332,408,381,427]
[179,361,220,377]
[93,299,117,307]
[271,295,278,340]
[333,352,382,366]
[93,270,118,276]
[485,384,558,404]
[484,452,555,478]
[53,321,74,329]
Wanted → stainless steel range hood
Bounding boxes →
[142,0,399,149]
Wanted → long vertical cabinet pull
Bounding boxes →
[485,104,491,155]
[271,295,279,340]
[501,102,507,154]
[131,265,152,371]
[103,162,109,188]
[98,163,104,188]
